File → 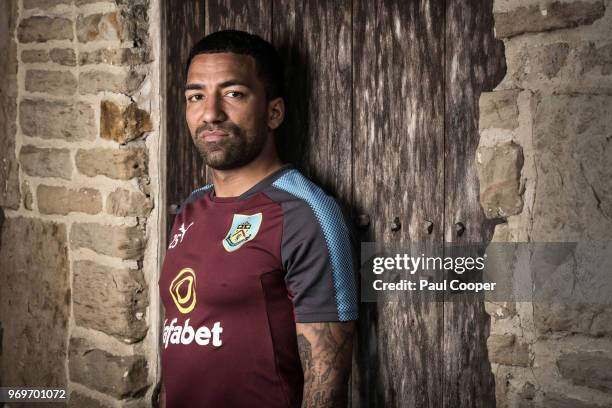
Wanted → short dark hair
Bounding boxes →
[186,30,284,101]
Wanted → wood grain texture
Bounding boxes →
[164,0,206,239]
[443,0,506,407]
[352,0,446,406]
[273,0,353,208]
[207,0,272,39]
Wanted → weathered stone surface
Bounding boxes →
[0,217,70,386]
[68,391,114,408]
[107,188,152,217]
[21,49,49,63]
[73,260,148,342]
[20,99,96,141]
[75,147,147,179]
[78,70,145,95]
[535,302,612,337]
[557,351,612,392]
[49,48,76,66]
[69,337,149,398]
[503,42,571,88]
[70,222,145,259]
[0,0,20,209]
[19,145,72,179]
[77,12,125,42]
[101,100,153,144]
[21,180,33,210]
[532,94,612,241]
[116,0,150,48]
[476,141,524,219]
[479,90,520,130]
[487,334,530,366]
[578,41,612,76]
[23,0,70,9]
[25,69,77,96]
[79,47,151,66]
[17,16,73,43]
[494,1,605,38]
[37,185,102,215]
[543,392,606,408]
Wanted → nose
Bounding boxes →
[200,93,227,124]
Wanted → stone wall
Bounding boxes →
[0,0,163,406]
[477,0,612,407]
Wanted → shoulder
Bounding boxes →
[176,183,212,215]
[266,169,351,235]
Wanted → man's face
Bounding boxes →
[184,52,269,170]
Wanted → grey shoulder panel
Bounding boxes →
[266,170,359,322]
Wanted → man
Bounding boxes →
[159,30,359,408]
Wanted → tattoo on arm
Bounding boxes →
[296,322,354,408]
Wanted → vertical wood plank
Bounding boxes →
[272,0,353,207]
[164,0,207,239]
[352,0,446,407]
[443,0,506,407]
[207,0,272,40]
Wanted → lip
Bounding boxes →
[199,131,228,142]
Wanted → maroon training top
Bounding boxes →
[159,164,359,408]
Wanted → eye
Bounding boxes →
[225,91,244,98]
[186,94,203,103]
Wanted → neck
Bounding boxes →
[210,137,283,198]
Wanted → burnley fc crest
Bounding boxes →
[222,213,263,252]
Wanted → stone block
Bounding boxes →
[37,185,102,215]
[534,302,612,337]
[25,69,77,96]
[78,70,145,95]
[77,12,125,42]
[17,16,73,43]
[75,146,147,180]
[79,48,151,66]
[476,141,524,219]
[21,180,33,210]
[557,351,612,392]
[494,1,605,38]
[70,222,145,259]
[577,41,612,76]
[21,49,49,63]
[69,337,149,398]
[19,145,72,179]
[479,90,520,130]
[0,217,70,387]
[487,334,530,366]
[73,260,148,342]
[101,100,152,144]
[107,188,152,217]
[532,94,612,241]
[542,392,606,408]
[23,0,70,8]
[502,42,570,88]
[50,48,76,66]
[20,99,96,141]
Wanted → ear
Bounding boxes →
[267,97,285,130]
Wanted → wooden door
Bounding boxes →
[163,1,506,406]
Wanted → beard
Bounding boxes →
[192,115,268,170]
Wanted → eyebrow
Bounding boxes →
[184,80,251,91]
